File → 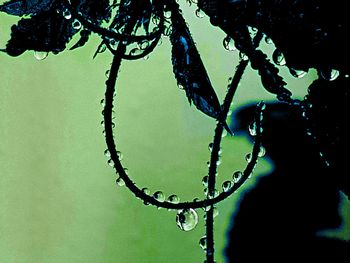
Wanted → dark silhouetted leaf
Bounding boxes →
[0,0,54,16]
[170,9,222,120]
[4,7,78,56]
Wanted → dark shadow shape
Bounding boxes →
[225,102,349,262]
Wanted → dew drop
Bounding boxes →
[208,142,213,152]
[258,146,266,157]
[138,40,150,50]
[107,159,114,167]
[105,70,110,78]
[115,177,125,186]
[232,171,243,183]
[104,149,110,157]
[100,98,105,107]
[208,189,219,199]
[177,83,184,90]
[142,187,150,195]
[176,208,198,231]
[239,52,249,61]
[320,69,339,81]
[152,16,160,25]
[72,19,81,30]
[272,49,286,66]
[164,10,171,19]
[199,236,207,251]
[62,9,72,20]
[245,153,252,163]
[222,181,232,192]
[249,121,257,136]
[265,36,273,44]
[153,191,165,202]
[195,8,205,18]
[223,36,236,51]
[116,151,123,160]
[290,68,307,78]
[202,176,209,187]
[34,51,48,61]
[167,194,180,204]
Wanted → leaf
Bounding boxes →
[4,8,78,56]
[0,0,54,16]
[170,9,222,120]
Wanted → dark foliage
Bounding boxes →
[227,102,350,262]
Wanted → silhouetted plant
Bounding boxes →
[1,0,349,262]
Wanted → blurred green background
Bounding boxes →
[1,2,348,263]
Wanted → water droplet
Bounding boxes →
[72,19,81,30]
[34,51,48,61]
[272,49,286,66]
[320,69,339,81]
[202,176,209,187]
[177,83,184,90]
[104,149,110,157]
[115,177,125,186]
[164,10,171,19]
[245,153,252,163]
[176,208,198,231]
[232,171,243,183]
[107,159,114,167]
[203,188,208,196]
[195,8,204,18]
[290,68,307,78]
[248,26,258,37]
[239,52,249,61]
[100,98,105,107]
[116,151,123,160]
[223,36,236,51]
[199,236,207,251]
[222,181,232,192]
[152,16,160,25]
[208,142,213,152]
[213,207,219,217]
[216,160,221,166]
[249,121,257,136]
[208,189,219,199]
[265,36,273,44]
[167,194,180,204]
[105,70,110,78]
[63,9,72,20]
[142,187,150,195]
[153,191,165,202]
[138,40,150,50]
[143,55,149,60]
[258,146,266,157]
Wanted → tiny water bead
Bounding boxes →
[104,149,111,157]
[34,51,48,61]
[289,68,307,78]
[199,236,207,251]
[195,8,205,18]
[142,187,151,195]
[320,69,340,81]
[203,206,219,218]
[232,171,243,183]
[116,151,123,160]
[100,98,106,107]
[272,49,286,66]
[208,142,213,152]
[222,181,232,192]
[202,176,209,187]
[62,9,72,20]
[245,153,252,163]
[258,146,266,157]
[72,19,82,30]
[176,209,198,231]
[153,191,165,202]
[249,121,257,136]
[137,40,150,50]
[116,177,125,187]
[239,52,249,61]
[107,159,114,167]
[223,36,236,51]
[167,194,180,204]
[265,36,273,44]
